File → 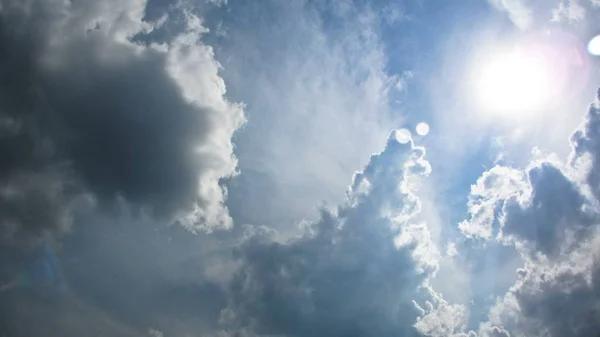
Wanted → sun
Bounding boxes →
[476,48,555,116]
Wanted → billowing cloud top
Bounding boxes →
[221,132,470,337]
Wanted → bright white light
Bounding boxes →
[588,35,600,56]
[415,122,430,136]
[477,49,554,115]
[396,128,411,144]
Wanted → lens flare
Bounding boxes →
[588,35,600,56]
[396,128,412,144]
[415,122,430,136]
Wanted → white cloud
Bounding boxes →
[216,0,400,229]
[488,0,534,30]
[552,0,586,22]
[459,166,527,240]
[414,296,470,337]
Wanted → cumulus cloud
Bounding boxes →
[459,90,600,336]
[0,0,244,244]
[221,131,469,337]
[414,297,470,337]
[459,166,527,240]
[7,1,600,337]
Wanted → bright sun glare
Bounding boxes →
[477,49,554,116]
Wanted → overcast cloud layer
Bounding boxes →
[2,0,600,337]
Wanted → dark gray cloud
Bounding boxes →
[0,1,244,334]
[501,162,596,258]
[571,89,600,198]
[0,201,244,337]
[0,0,244,244]
[222,132,468,337]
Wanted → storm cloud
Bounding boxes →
[0,0,244,244]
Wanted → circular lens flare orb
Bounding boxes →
[396,128,412,144]
[477,49,555,116]
[415,122,430,136]
[589,35,600,56]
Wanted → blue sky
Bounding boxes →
[0,0,600,336]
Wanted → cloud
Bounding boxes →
[0,0,244,244]
[552,0,586,22]
[488,0,534,30]
[59,213,234,336]
[0,288,146,337]
[459,166,527,240]
[7,1,600,337]
[480,326,510,337]
[414,297,470,337]
[221,131,469,337]
[488,0,600,28]
[212,0,400,228]
[461,160,596,257]
[459,90,600,336]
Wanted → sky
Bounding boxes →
[0,0,600,336]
